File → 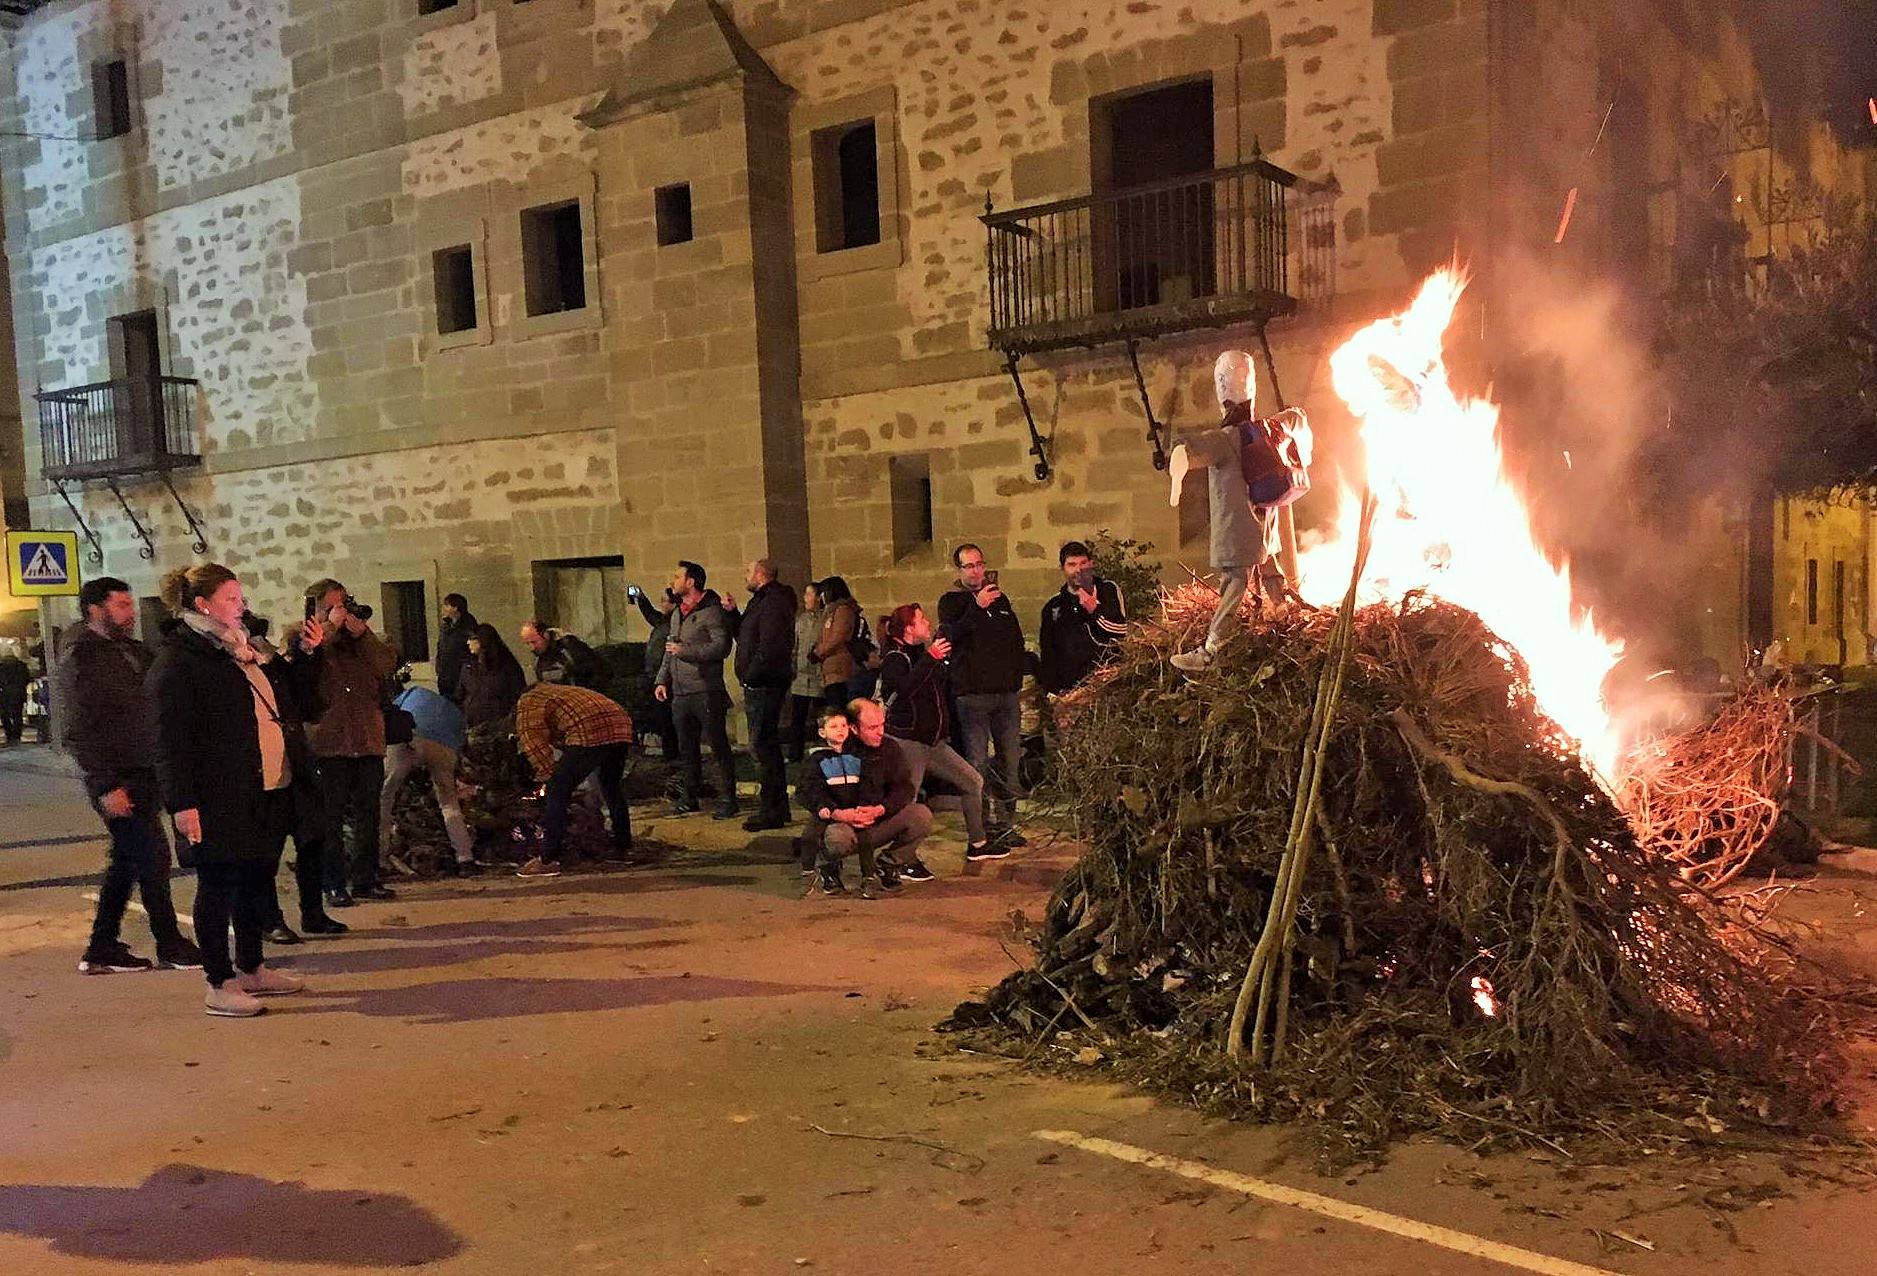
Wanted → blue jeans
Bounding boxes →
[957,691,1023,827]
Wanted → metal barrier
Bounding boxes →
[36,375,200,482]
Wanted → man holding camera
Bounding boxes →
[292,579,399,906]
[937,544,1028,850]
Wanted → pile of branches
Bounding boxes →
[944,587,1849,1162]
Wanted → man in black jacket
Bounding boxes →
[0,644,27,743]
[935,543,1028,848]
[1038,541,1128,694]
[725,558,797,831]
[59,577,201,973]
[435,593,476,702]
[520,621,600,689]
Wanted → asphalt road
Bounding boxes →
[4,742,1877,1275]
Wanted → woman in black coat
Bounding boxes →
[151,564,327,1018]
[877,603,994,860]
[458,623,528,727]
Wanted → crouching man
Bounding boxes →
[805,699,935,896]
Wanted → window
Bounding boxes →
[1093,78,1217,311]
[811,120,880,253]
[92,58,131,139]
[417,0,459,14]
[655,183,694,246]
[431,245,477,335]
[889,454,933,560]
[1806,558,1819,626]
[531,556,630,644]
[382,581,431,663]
[520,201,588,316]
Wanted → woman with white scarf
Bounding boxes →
[151,564,328,1017]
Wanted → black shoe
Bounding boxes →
[877,861,902,892]
[898,860,936,884]
[353,884,397,901]
[263,922,304,946]
[324,888,357,909]
[154,937,204,970]
[816,865,847,895]
[712,802,743,821]
[989,825,1029,849]
[78,942,155,975]
[966,841,1012,862]
[299,915,349,937]
[741,810,790,832]
[449,860,486,877]
[669,800,701,816]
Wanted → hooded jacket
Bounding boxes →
[1038,576,1128,693]
[733,579,798,689]
[657,589,733,697]
[56,623,160,800]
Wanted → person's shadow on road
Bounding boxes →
[0,1165,463,1266]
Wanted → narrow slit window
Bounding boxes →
[382,581,431,662]
[431,245,478,335]
[655,183,694,246]
[811,120,881,253]
[93,59,131,139]
[889,454,934,560]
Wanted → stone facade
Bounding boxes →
[0,0,1864,681]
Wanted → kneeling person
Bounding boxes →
[799,706,889,896]
[514,683,635,878]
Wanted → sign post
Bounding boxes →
[5,530,83,597]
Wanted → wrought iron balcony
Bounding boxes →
[982,157,1327,357]
[36,375,201,483]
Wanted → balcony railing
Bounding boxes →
[983,158,1328,357]
[37,375,201,483]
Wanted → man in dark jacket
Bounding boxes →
[0,644,27,743]
[60,577,200,973]
[521,621,600,689]
[936,543,1028,848]
[1038,541,1128,694]
[434,593,476,702]
[725,558,797,831]
[654,560,738,818]
[838,699,936,883]
[292,579,399,906]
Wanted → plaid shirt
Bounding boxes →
[515,683,633,778]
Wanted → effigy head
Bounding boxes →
[1214,350,1256,413]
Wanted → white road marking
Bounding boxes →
[80,892,194,931]
[1032,1129,1621,1276]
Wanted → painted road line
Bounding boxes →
[80,892,195,931]
[1032,1129,1621,1276]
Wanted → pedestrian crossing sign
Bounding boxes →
[6,530,81,597]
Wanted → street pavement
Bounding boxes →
[5,740,1877,1275]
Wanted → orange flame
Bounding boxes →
[1470,975,1499,1018]
[1297,271,1625,775]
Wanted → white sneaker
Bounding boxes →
[1170,647,1215,673]
[236,964,305,997]
[205,984,266,1017]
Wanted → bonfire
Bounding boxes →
[943,273,1851,1161]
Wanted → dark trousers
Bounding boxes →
[742,685,788,816]
[784,694,819,762]
[0,692,22,742]
[317,755,386,891]
[543,742,633,861]
[194,791,292,986]
[266,781,331,928]
[959,691,1024,826]
[86,771,182,951]
[672,689,736,809]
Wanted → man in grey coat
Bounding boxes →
[654,560,739,818]
[1167,350,1306,672]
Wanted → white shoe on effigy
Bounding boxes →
[236,964,305,997]
[1170,646,1216,673]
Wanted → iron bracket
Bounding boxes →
[105,477,156,560]
[51,480,105,565]
[1255,321,1285,407]
[1002,352,1052,482]
[159,469,209,554]
[1124,338,1169,471]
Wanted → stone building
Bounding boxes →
[0,0,1865,682]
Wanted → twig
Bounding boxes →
[1001,939,1113,1044]
[806,1124,986,1172]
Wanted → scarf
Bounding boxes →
[183,611,291,790]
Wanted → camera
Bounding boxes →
[305,593,374,622]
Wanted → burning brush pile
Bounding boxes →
[943,587,1847,1162]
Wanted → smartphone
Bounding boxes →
[627,584,642,599]
[984,570,999,589]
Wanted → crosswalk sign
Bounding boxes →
[6,530,81,597]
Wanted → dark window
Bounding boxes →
[382,581,431,662]
[431,245,477,334]
[520,200,588,317]
[93,59,131,139]
[655,183,694,246]
[417,0,459,14]
[1806,558,1819,626]
[889,454,933,560]
[1093,78,1217,311]
[811,120,881,253]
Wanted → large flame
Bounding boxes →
[1295,271,1625,775]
